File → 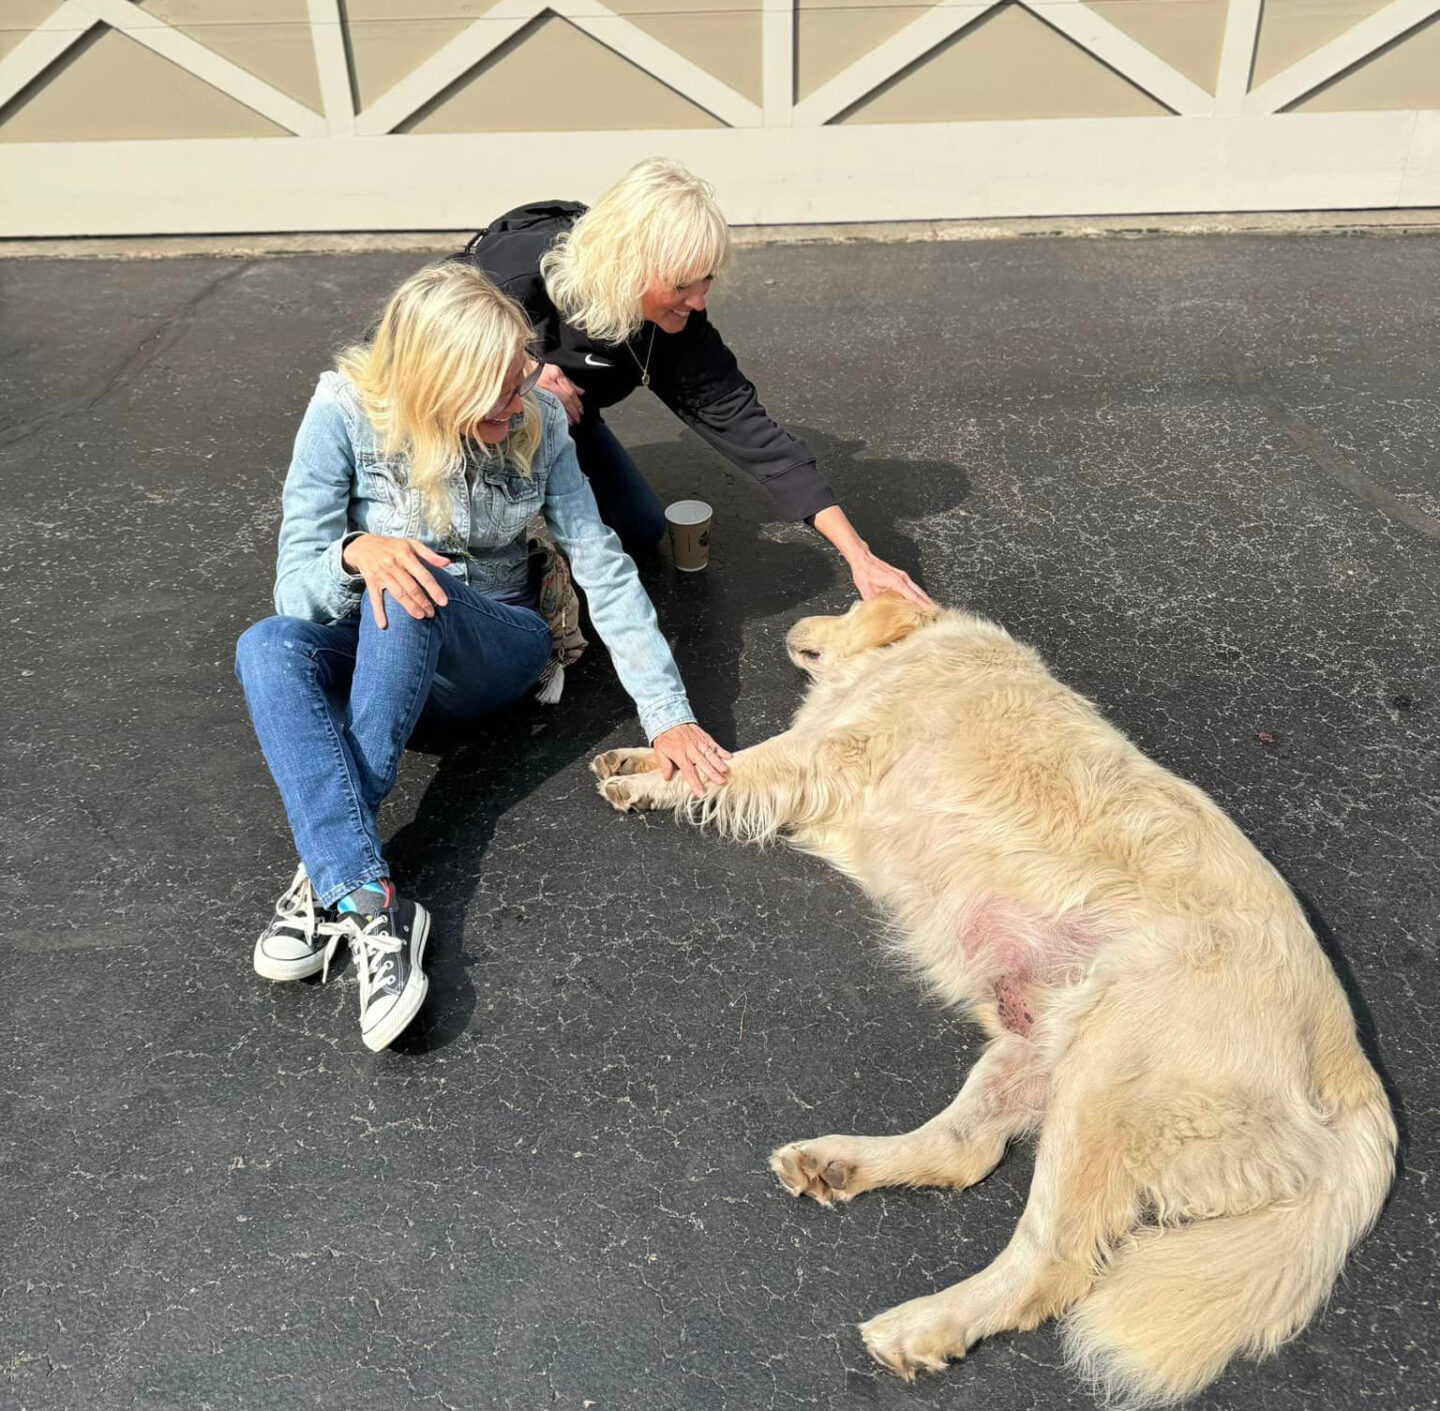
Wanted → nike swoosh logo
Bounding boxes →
[584,354,613,368]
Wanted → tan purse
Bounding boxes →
[525,515,588,704]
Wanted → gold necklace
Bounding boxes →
[627,323,657,387]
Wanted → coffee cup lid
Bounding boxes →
[665,499,712,526]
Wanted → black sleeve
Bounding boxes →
[649,317,838,523]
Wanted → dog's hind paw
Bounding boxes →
[590,747,660,779]
[769,1141,859,1205]
[861,1296,965,1381]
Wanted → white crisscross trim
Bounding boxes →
[319,912,404,996]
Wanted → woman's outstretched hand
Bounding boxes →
[848,547,936,609]
[809,506,935,609]
[651,723,733,799]
[342,534,452,629]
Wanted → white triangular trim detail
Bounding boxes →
[356,0,761,137]
[72,0,326,137]
[0,1,100,112]
[1246,0,1440,113]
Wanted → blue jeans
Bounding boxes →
[572,419,666,555]
[235,578,552,907]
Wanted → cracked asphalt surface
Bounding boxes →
[2,233,1436,1410]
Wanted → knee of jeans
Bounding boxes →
[235,616,299,682]
[233,616,326,682]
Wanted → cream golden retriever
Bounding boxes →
[591,594,1396,1406]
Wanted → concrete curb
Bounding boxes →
[3,209,1438,259]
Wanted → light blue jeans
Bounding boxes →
[235,578,551,906]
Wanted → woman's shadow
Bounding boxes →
[378,425,967,1053]
[626,424,970,747]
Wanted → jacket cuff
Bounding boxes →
[640,695,697,744]
[325,536,365,615]
[762,461,838,522]
[332,532,366,585]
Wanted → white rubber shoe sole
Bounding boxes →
[360,905,430,1052]
[253,941,328,983]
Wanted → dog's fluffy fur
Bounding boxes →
[592,595,1396,1406]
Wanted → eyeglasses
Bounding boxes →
[482,359,544,421]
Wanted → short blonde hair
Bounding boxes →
[336,262,541,532]
[541,157,731,345]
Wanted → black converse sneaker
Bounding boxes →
[253,864,337,981]
[320,889,430,1052]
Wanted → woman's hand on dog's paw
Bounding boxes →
[651,722,731,799]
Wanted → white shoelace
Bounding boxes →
[272,864,317,935]
[319,912,403,995]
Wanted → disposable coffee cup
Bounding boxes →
[665,499,712,572]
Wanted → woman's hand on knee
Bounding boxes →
[343,534,452,629]
[652,723,732,799]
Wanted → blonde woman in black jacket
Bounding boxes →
[459,158,933,608]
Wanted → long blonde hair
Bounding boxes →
[336,262,542,531]
[541,157,731,345]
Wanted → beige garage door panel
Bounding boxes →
[344,0,476,113]
[837,4,1168,125]
[601,0,762,106]
[1292,12,1440,109]
[136,0,322,110]
[1088,0,1230,95]
[797,0,932,101]
[1252,0,1396,87]
[403,14,725,132]
[0,25,288,141]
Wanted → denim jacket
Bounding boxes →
[274,372,695,741]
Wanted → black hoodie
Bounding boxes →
[457,202,837,523]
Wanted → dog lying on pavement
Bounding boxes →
[592,593,1395,1406]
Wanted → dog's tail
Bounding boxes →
[1063,1065,1395,1407]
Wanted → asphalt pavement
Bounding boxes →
[1,230,1436,1410]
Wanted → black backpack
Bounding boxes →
[459,201,586,261]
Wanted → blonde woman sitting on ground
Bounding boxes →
[460,157,933,608]
[236,263,729,1052]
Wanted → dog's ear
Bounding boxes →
[856,592,941,649]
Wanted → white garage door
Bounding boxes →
[1,0,1437,236]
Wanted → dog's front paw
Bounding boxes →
[596,772,669,813]
[590,747,660,780]
[770,1139,864,1205]
[861,1294,966,1382]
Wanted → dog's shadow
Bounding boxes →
[1291,885,1410,1189]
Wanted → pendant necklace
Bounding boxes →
[627,323,657,388]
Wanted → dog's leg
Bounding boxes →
[594,731,821,843]
[770,1035,1045,1205]
[860,1079,1137,1381]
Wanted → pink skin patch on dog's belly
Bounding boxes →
[994,975,1037,1035]
[957,896,1107,1036]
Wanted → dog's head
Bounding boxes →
[786,593,941,679]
